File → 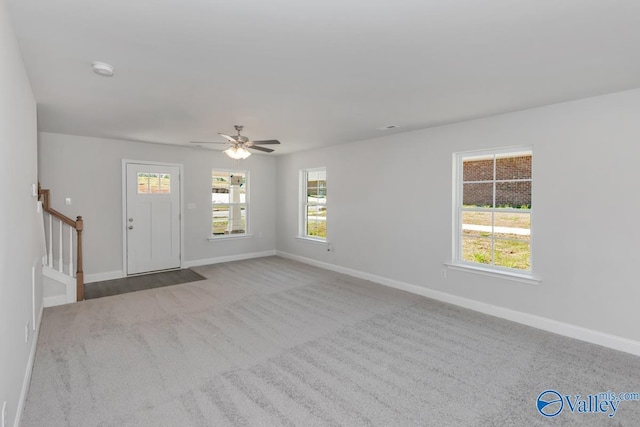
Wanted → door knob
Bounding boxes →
[128,226,133,230]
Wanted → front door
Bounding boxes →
[125,162,181,275]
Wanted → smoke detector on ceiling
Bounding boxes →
[92,62,114,77]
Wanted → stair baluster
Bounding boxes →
[38,184,85,302]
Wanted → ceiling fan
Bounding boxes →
[191,125,280,159]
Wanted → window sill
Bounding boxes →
[295,236,327,244]
[444,262,541,285]
[208,234,254,241]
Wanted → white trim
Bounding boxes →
[276,251,640,357]
[84,270,124,283]
[43,295,68,308]
[208,233,254,241]
[42,265,74,285]
[32,261,37,330]
[295,236,329,245]
[42,265,76,303]
[456,145,533,158]
[183,250,276,268]
[445,263,541,285]
[15,304,43,427]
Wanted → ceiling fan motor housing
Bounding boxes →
[191,125,280,154]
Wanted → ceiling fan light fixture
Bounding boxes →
[224,146,251,160]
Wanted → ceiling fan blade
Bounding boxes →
[190,141,228,145]
[249,145,275,153]
[218,133,238,142]
[251,139,280,145]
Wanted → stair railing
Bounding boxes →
[38,184,84,301]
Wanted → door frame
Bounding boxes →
[121,159,185,276]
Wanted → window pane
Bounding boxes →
[213,192,230,204]
[307,205,321,219]
[137,173,150,194]
[494,239,530,270]
[496,181,531,208]
[462,211,492,227]
[137,172,171,194]
[462,211,492,240]
[212,205,229,235]
[307,219,326,238]
[228,205,246,234]
[212,170,248,236]
[496,154,531,180]
[230,173,245,186]
[463,183,494,208]
[157,174,170,194]
[302,168,327,239]
[308,170,327,183]
[308,195,326,204]
[494,212,530,240]
[212,172,230,191]
[148,173,160,193]
[229,173,246,203]
[463,158,493,182]
[307,171,327,197]
[462,236,492,265]
[307,205,326,238]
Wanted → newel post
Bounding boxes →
[76,216,84,301]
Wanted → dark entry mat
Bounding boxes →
[84,269,206,299]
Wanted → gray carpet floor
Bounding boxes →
[22,256,640,426]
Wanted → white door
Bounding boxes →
[125,162,181,275]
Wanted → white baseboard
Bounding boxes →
[183,250,277,268]
[84,270,124,284]
[15,304,43,427]
[85,252,277,281]
[86,253,277,281]
[276,251,640,357]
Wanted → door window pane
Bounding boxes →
[138,173,171,194]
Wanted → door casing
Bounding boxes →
[122,159,184,276]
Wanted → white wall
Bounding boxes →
[0,1,42,425]
[276,88,640,347]
[38,133,277,279]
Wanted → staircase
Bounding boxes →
[39,185,84,305]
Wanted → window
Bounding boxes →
[137,173,171,194]
[300,168,327,240]
[455,147,532,273]
[212,170,247,236]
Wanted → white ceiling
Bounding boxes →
[7,0,640,154]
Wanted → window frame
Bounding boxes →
[299,167,327,241]
[452,146,536,281]
[211,169,249,239]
